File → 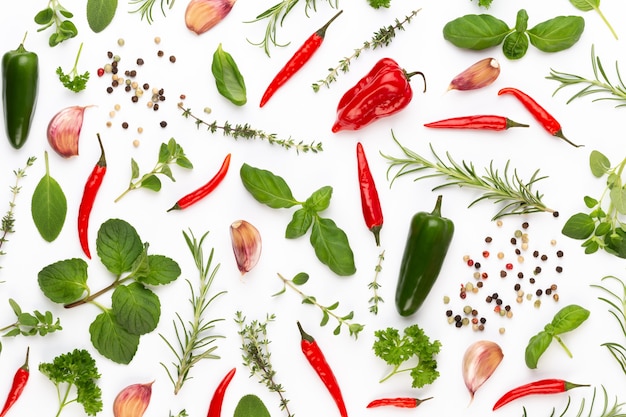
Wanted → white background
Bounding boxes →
[1,0,626,416]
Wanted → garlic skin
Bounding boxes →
[462,340,503,403]
[230,220,261,275]
[448,57,500,91]
[47,105,92,158]
[113,381,153,417]
[185,0,236,35]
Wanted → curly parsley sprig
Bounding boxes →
[56,42,89,93]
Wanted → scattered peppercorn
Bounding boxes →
[137,58,144,65]
[541,254,548,261]
[107,87,114,94]
[157,50,164,57]
[169,55,176,63]
[485,236,492,243]
[122,122,128,129]
[160,121,167,128]
[556,250,563,257]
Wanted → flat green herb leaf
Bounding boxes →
[292,272,309,285]
[304,186,332,212]
[525,330,552,369]
[86,0,118,33]
[310,217,356,276]
[131,158,140,179]
[527,15,585,52]
[514,9,528,32]
[551,304,590,334]
[31,152,67,242]
[240,163,297,208]
[610,187,626,215]
[138,254,181,285]
[502,30,529,59]
[570,0,599,11]
[286,208,313,238]
[562,213,596,239]
[234,394,271,417]
[96,218,143,274]
[608,229,626,258]
[90,310,139,364]
[38,258,89,304]
[590,150,611,177]
[443,14,511,49]
[140,174,162,191]
[212,43,247,106]
[112,283,161,335]
[34,8,54,24]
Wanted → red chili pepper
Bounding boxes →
[332,57,425,133]
[206,367,236,417]
[167,153,231,212]
[297,321,348,417]
[78,134,106,259]
[366,396,432,409]
[356,142,383,246]
[492,378,589,411]
[0,347,30,417]
[497,87,582,147]
[260,10,343,107]
[424,115,529,131]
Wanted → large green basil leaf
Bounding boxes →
[502,31,529,60]
[443,14,512,49]
[89,310,139,364]
[310,217,356,276]
[527,16,585,52]
[550,304,590,334]
[96,218,143,274]
[286,208,313,239]
[111,283,161,335]
[525,330,552,369]
[38,258,89,304]
[240,163,297,208]
[86,0,117,33]
[31,152,67,242]
[212,43,247,106]
[570,0,599,11]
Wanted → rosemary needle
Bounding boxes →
[129,0,175,24]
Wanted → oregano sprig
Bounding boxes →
[0,298,62,353]
[34,0,78,46]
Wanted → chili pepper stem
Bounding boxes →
[316,10,343,37]
[554,335,573,358]
[404,71,427,92]
[506,119,529,129]
[554,130,583,148]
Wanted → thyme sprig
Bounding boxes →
[235,311,294,417]
[178,103,323,154]
[547,45,626,107]
[312,8,421,92]
[368,250,385,315]
[246,0,339,56]
[381,131,554,220]
[521,386,625,417]
[160,230,226,395]
[129,0,175,24]
[592,275,626,375]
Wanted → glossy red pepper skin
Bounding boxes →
[206,367,236,417]
[260,10,342,107]
[332,58,424,132]
[366,396,432,409]
[297,322,348,417]
[424,115,529,131]
[0,347,29,417]
[492,378,589,411]
[356,142,383,246]
[78,134,106,259]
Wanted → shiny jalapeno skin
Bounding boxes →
[2,34,38,149]
[395,195,454,317]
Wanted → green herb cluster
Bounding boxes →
[525,304,590,369]
[31,151,66,243]
[56,42,89,93]
[37,218,181,364]
[0,298,62,353]
[562,150,626,258]
[240,163,356,276]
[34,0,78,46]
[443,9,585,60]
[472,0,494,8]
[367,0,390,9]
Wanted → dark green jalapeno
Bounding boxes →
[2,33,39,149]
[395,195,454,317]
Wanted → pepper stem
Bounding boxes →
[553,129,583,148]
[431,195,444,217]
[404,71,427,92]
[21,32,28,45]
[505,118,530,129]
[296,321,314,343]
[316,10,344,38]
[21,346,30,371]
[564,381,590,391]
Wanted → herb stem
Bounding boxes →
[64,277,125,308]
[554,335,573,358]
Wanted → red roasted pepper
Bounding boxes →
[331,57,425,133]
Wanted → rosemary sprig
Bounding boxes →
[521,386,625,417]
[178,103,323,154]
[246,0,339,56]
[368,250,385,315]
[160,230,226,395]
[312,8,421,92]
[547,45,626,107]
[129,0,175,24]
[381,131,554,220]
[235,311,294,417]
[591,275,626,375]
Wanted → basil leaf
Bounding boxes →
[551,304,590,334]
[96,218,143,274]
[212,43,247,106]
[304,186,332,212]
[527,16,585,53]
[562,213,596,239]
[310,217,356,276]
[570,0,599,11]
[525,330,552,369]
[443,14,511,50]
[234,394,271,417]
[514,9,528,32]
[89,310,139,364]
[111,283,161,335]
[286,208,313,239]
[31,152,67,242]
[590,150,611,177]
[86,0,118,33]
[502,31,529,60]
[38,258,89,303]
[240,163,297,209]
[138,255,181,285]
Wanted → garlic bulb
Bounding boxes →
[185,0,236,35]
[462,340,503,403]
[230,220,261,275]
[46,105,92,158]
[113,381,153,417]
[448,57,500,91]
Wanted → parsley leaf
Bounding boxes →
[367,0,391,8]
[475,0,494,8]
[57,42,90,93]
[373,324,442,388]
[39,349,103,416]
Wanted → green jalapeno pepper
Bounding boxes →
[2,33,39,149]
[395,195,454,317]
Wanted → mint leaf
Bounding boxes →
[96,218,143,274]
[31,152,67,242]
[86,0,118,33]
[285,208,313,239]
[90,310,139,364]
[240,163,297,209]
[139,255,181,285]
[38,258,89,303]
[112,283,160,335]
[304,186,332,212]
[310,217,356,276]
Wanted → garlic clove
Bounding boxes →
[113,381,153,417]
[230,220,261,275]
[47,105,93,158]
[462,340,503,404]
[185,0,236,35]
[448,57,500,91]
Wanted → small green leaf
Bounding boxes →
[514,9,528,32]
[31,152,67,242]
[562,213,595,240]
[176,155,194,169]
[570,0,599,11]
[90,310,140,364]
[527,15,585,53]
[59,9,74,18]
[584,195,599,208]
[590,150,611,177]
[96,218,143,274]
[304,186,332,212]
[212,43,247,106]
[18,313,39,327]
[159,164,174,182]
[131,158,140,179]
[86,0,118,33]
[138,255,181,285]
[607,229,626,258]
[327,301,339,311]
[111,283,161,335]
[320,311,329,326]
[158,142,172,164]
[240,163,297,209]
[38,258,89,304]
[550,304,590,334]
[234,394,271,417]
[443,14,512,50]
[502,31,529,60]
[310,217,356,276]
[595,222,612,236]
[610,187,626,214]
[525,330,552,369]
[292,272,309,285]
[34,8,54,24]
[8,298,21,316]
[286,208,313,238]
[140,174,162,191]
[59,19,78,35]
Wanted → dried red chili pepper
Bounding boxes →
[366,396,432,409]
[332,57,425,133]
[0,347,30,417]
[356,142,383,246]
[492,378,589,411]
[167,153,231,212]
[297,321,348,417]
[424,115,529,131]
[78,134,106,259]
[497,87,582,147]
[206,367,236,417]
[260,10,343,107]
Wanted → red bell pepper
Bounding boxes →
[331,57,425,133]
